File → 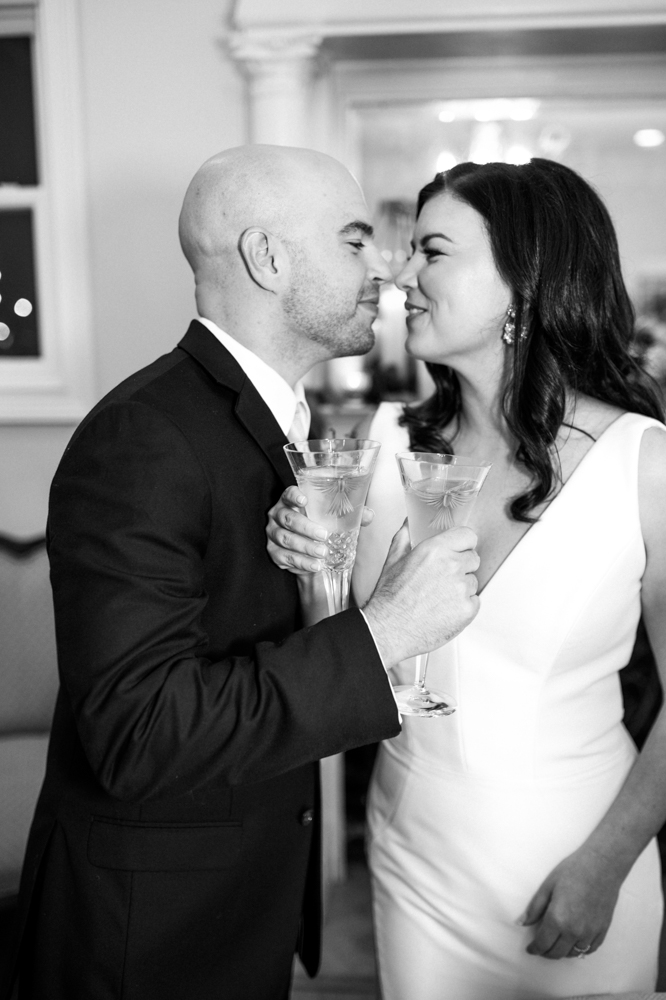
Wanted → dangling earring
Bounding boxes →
[502,305,516,345]
[502,304,528,345]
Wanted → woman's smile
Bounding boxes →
[404,299,427,322]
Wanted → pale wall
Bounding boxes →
[0,0,245,537]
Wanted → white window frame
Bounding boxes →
[0,0,94,422]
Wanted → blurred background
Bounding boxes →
[1,2,666,997]
[2,0,666,538]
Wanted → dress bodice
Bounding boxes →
[355,402,665,782]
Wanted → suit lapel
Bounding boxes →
[178,321,296,489]
[234,385,296,488]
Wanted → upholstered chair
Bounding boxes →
[0,536,58,936]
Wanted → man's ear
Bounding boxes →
[239,227,285,292]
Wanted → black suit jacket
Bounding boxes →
[6,322,400,1000]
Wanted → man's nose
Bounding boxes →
[367,245,393,283]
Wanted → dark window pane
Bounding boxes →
[0,209,40,356]
[0,36,38,185]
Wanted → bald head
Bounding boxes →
[178,145,363,277]
[177,144,388,384]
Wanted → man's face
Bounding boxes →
[282,172,391,359]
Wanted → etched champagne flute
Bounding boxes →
[394,451,491,717]
[284,439,381,616]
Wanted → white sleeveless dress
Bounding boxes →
[354,403,664,1000]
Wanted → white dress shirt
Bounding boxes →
[196,316,310,439]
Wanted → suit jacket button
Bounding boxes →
[299,808,314,826]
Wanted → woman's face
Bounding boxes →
[396,191,512,369]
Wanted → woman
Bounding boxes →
[267,159,666,999]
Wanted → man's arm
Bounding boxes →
[267,485,481,669]
[48,400,400,802]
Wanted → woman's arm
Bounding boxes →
[523,425,666,959]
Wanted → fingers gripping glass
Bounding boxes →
[284,439,381,616]
[394,452,491,718]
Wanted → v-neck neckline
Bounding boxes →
[476,411,629,597]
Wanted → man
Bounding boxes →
[5,146,479,1000]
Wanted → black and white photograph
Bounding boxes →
[2,2,666,999]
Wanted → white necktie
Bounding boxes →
[287,398,311,443]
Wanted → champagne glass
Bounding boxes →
[394,451,492,717]
[284,439,381,616]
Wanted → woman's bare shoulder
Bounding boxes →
[639,422,666,482]
[638,426,666,615]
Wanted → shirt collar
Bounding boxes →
[196,316,307,437]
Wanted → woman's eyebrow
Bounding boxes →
[410,232,455,252]
[420,231,455,244]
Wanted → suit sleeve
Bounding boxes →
[48,400,400,801]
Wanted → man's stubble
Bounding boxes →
[282,248,376,361]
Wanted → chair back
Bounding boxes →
[0,535,58,900]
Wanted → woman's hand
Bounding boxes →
[266,485,374,575]
[520,844,624,960]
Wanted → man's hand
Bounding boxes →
[266,485,374,575]
[363,522,480,666]
[266,487,480,662]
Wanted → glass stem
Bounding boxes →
[322,568,351,616]
[414,653,430,692]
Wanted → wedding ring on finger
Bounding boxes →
[571,943,592,958]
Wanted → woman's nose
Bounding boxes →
[395,259,417,292]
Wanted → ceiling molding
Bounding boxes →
[232,0,666,39]
[332,52,666,105]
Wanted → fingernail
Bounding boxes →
[310,560,321,571]
[365,508,375,516]
[314,545,327,557]
[315,528,328,540]
[297,495,307,505]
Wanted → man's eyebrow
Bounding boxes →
[339,221,374,238]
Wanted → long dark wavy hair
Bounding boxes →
[401,158,664,521]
